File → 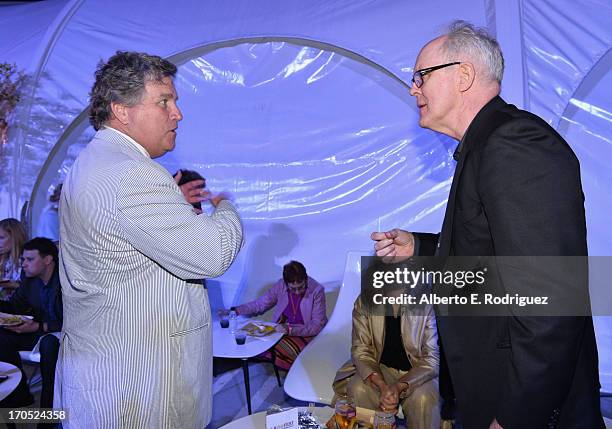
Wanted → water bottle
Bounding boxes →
[374,410,396,429]
[229,309,237,334]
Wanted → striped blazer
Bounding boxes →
[57,128,243,428]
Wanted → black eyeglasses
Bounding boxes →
[411,62,460,88]
[286,280,307,293]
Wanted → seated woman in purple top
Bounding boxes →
[223,260,327,370]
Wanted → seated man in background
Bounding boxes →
[0,237,62,411]
[333,286,440,429]
[220,260,327,370]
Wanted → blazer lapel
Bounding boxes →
[372,311,386,360]
[299,286,313,321]
[434,145,469,305]
[437,147,468,257]
[437,96,509,257]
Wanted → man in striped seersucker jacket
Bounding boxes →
[56,51,243,428]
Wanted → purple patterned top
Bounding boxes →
[282,293,304,325]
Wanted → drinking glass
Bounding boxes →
[334,397,356,429]
[374,410,396,429]
[234,332,246,345]
[219,316,229,328]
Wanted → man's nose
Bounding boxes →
[172,105,183,122]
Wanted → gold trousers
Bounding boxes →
[340,364,440,429]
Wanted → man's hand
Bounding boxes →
[5,319,39,334]
[174,170,206,212]
[370,229,415,262]
[489,419,503,429]
[379,383,400,412]
[209,192,232,208]
[367,372,386,392]
[367,372,397,412]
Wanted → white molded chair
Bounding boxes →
[284,251,369,404]
[19,349,41,387]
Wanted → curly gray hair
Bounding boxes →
[89,51,177,130]
[442,20,504,84]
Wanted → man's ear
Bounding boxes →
[110,101,130,125]
[458,62,475,92]
[43,254,53,266]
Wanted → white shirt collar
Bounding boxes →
[104,126,150,158]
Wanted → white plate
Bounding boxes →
[0,312,32,327]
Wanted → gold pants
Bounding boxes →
[339,364,440,429]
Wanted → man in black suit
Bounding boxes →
[371,21,603,428]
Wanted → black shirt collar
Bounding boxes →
[453,95,506,161]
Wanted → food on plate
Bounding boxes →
[241,321,276,337]
[0,313,23,326]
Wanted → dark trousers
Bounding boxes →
[439,339,457,421]
[39,335,60,409]
[0,329,38,407]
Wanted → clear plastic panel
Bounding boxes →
[523,0,612,391]
[161,42,452,306]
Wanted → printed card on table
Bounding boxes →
[266,407,299,429]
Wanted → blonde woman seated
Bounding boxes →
[221,260,327,370]
[332,288,440,429]
[0,218,27,301]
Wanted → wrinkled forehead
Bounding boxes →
[146,75,174,86]
[144,76,177,96]
[414,36,447,70]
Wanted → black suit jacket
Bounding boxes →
[0,267,63,332]
[416,96,603,428]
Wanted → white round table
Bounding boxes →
[0,361,22,401]
[219,406,334,429]
[213,317,283,414]
[213,317,283,359]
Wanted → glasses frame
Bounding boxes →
[286,280,307,293]
[411,61,461,88]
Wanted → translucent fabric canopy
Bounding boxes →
[0,0,610,390]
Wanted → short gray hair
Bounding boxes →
[89,51,177,131]
[442,20,504,84]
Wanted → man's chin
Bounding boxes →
[152,142,175,159]
[165,139,177,153]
